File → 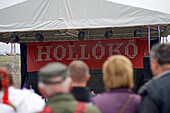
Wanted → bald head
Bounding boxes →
[68,61,89,83]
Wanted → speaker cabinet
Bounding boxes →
[143,56,153,81]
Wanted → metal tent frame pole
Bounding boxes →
[158,24,161,43]
[11,43,17,86]
[148,25,150,52]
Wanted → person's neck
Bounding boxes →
[161,65,170,72]
[72,82,86,87]
[48,91,69,98]
[155,65,170,78]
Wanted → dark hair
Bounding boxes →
[0,67,14,90]
[150,44,170,65]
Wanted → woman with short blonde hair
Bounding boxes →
[91,55,141,113]
[103,55,134,89]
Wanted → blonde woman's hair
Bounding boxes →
[103,55,134,89]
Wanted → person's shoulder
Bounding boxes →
[0,103,16,113]
[156,73,170,85]
[8,87,45,113]
[147,75,170,92]
[131,93,141,104]
[9,87,36,96]
[132,93,141,98]
[9,87,43,100]
[140,78,167,101]
[91,92,107,100]
[138,78,154,94]
[86,103,101,113]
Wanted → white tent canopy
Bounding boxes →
[0,0,170,33]
[108,0,170,14]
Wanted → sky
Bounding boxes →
[0,42,20,53]
[0,0,170,53]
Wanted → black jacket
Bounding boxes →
[71,87,90,102]
[139,71,170,113]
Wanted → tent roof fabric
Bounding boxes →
[0,0,170,33]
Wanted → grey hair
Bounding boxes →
[38,76,72,94]
[150,43,170,65]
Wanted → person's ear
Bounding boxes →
[68,78,73,92]
[38,85,48,98]
[150,59,161,77]
[155,60,161,69]
[86,74,91,82]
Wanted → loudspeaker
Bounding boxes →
[134,29,141,37]
[143,56,153,81]
[78,31,85,40]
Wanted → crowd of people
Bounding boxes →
[0,43,170,113]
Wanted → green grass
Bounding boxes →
[0,55,21,88]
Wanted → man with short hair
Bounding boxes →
[38,62,100,113]
[139,44,170,113]
[68,61,91,102]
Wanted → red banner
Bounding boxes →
[27,38,148,72]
